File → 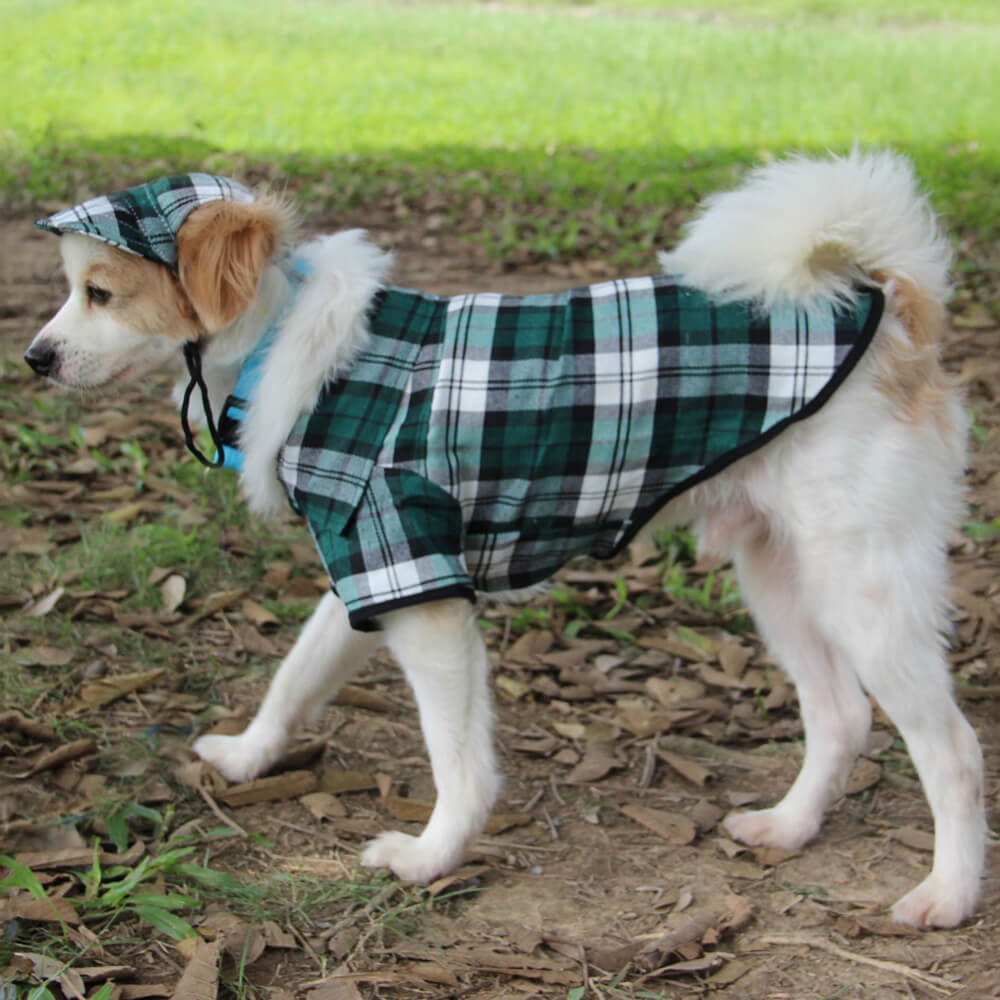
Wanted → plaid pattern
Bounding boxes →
[35,174,253,271]
[227,276,883,630]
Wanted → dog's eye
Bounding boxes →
[86,283,112,306]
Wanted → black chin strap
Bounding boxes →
[181,340,226,468]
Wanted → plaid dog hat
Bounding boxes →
[35,174,253,272]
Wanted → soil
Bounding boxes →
[1,203,998,1000]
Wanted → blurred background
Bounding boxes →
[3,0,997,271]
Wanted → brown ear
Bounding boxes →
[176,197,282,332]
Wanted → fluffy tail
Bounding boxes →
[660,149,952,309]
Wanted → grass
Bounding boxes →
[508,0,1000,22]
[1,0,997,261]
[2,824,461,994]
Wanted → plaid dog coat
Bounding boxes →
[219,274,884,630]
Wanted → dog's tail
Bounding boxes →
[659,148,952,311]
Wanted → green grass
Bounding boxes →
[507,0,1000,23]
[1,0,997,259]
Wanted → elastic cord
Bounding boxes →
[180,340,226,468]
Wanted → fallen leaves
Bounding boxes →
[16,738,97,778]
[634,893,753,971]
[620,804,698,846]
[65,667,166,714]
[171,937,220,1000]
[216,770,318,807]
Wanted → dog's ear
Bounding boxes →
[176,197,283,332]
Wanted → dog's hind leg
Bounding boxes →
[360,597,500,882]
[194,591,381,783]
[723,532,873,852]
[802,541,986,928]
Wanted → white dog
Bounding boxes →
[25,151,985,928]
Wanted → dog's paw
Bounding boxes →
[892,874,979,929]
[193,733,277,784]
[359,831,462,883]
[723,807,820,851]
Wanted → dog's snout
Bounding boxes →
[24,342,58,377]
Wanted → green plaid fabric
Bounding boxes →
[35,174,253,271]
[255,277,883,630]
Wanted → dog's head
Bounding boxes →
[25,174,287,388]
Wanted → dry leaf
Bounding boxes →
[427,865,490,896]
[242,598,280,631]
[217,771,318,806]
[620,804,697,845]
[182,589,246,628]
[505,629,554,664]
[300,792,347,821]
[616,709,698,738]
[105,500,146,525]
[15,952,86,999]
[639,633,711,662]
[317,768,378,794]
[889,825,935,853]
[76,965,136,983]
[718,642,752,678]
[14,841,144,870]
[333,684,395,713]
[16,644,74,667]
[645,676,705,705]
[845,758,882,795]
[306,981,363,1000]
[262,562,292,590]
[161,574,186,613]
[277,735,327,770]
[172,937,219,1000]
[402,961,459,987]
[0,895,80,924]
[662,954,724,974]
[552,721,586,740]
[68,667,166,713]
[510,732,559,755]
[484,810,532,834]
[0,710,57,741]
[565,745,624,784]
[750,845,800,867]
[690,799,725,832]
[25,586,65,618]
[201,911,267,964]
[496,674,531,700]
[658,749,713,787]
[20,737,97,777]
[260,921,297,949]
[384,794,432,823]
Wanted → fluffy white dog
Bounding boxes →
[26,150,985,928]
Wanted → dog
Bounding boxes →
[25,151,986,928]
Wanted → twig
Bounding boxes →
[542,807,560,841]
[270,816,359,853]
[198,784,249,838]
[659,734,781,771]
[760,934,957,993]
[638,740,657,788]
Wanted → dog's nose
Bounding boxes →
[24,343,58,377]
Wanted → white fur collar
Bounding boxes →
[190,230,393,517]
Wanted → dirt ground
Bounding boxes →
[2,201,999,1000]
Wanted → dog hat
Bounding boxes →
[35,174,254,272]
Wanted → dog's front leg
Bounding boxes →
[360,598,500,882]
[195,591,381,782]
